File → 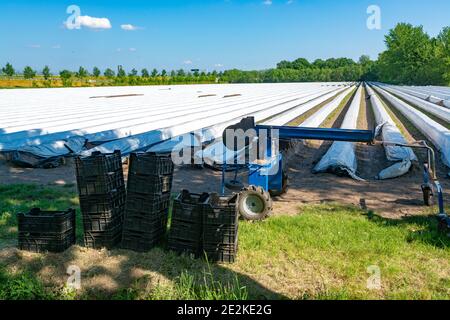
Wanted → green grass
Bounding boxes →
[1,184,450,300]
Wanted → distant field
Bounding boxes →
[0,76,219,89]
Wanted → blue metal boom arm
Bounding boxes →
[256,125,375,143]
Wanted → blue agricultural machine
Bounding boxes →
[218,117,449,233]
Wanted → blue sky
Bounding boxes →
[0,0,449,72]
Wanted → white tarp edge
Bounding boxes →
[372,85,450,169]
[312,85,363,180]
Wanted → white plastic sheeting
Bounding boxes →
[300,86,355,127]
[1,86,326,150]
[389,85,450,107]
[1,84,348,163]
[379,84,450,122]
[372,85,450,169]
[81,85,349,157]
[312,85,362,179]
[367,85,417,162]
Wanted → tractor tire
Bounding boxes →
[238,186,273,221]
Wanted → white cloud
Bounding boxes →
[214,64,224,68]
[263,0,272,5]
[28,44,41,48]
[121,24,140,31]
[52,44,61,49]
[129,48,137,52]
[76,15,112,29]
[183,60,193,65]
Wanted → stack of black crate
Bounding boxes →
[202,193,239,263]
[17,208,76,253]
[121,153,174,252]
[75,150,126,249]
[168,190,209,258]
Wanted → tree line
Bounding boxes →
[1,23,449,87]
[223,23,449,85]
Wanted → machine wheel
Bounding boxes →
[422,185,434,206]
[238,186,273,221]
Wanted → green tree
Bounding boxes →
[436,27,450,84]
[276,60,292,69]
[377,23,437,84]
[42,66,51,80]
[92,67,101,78]
[129,68,138,77]
[161,69,167,77]
[291,58,311,70]
[23,66,36,79]
[141,68,150,78]
[104,68,115,78]
[117,67,126,78]
[2,63,15,78]
[151,68,158,77]
[76,66,88,80]
[59,70,73,86]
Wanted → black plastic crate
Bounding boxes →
[203,193,239,227]
[18,229,75,253]
[17,208,76,234]
[84,227,122,249]
[167,238,202,257]
[127,173,173,195]
[125,192,171,215]
[172,190,209,223]
[203,225,238,245]
[202,249,237,263]
[76,170,125,196]
[79,188,126,217]
[128,152,174,176]
[169,220,202,243]
[121,230,165,252]
[75,150,123,177]
[122,210,168,233]
[82,213,124,232]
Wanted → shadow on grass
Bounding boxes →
[0,184,286,300]
[363,210,450,248]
